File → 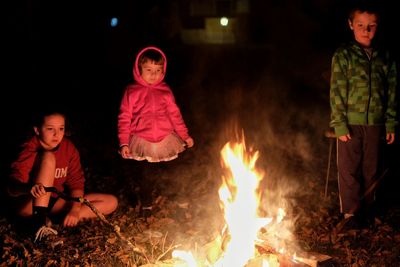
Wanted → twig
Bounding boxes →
[161,231,168,254]
[45,186,147,258]
[156,243,180,262]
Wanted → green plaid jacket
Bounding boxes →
[330,41,398,137]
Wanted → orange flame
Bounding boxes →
[172,139,293,267]
[215,141,272,267]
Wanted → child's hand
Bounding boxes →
[185,137,194,148]
[338,134,351,142]
[30,183,47,198]
[63,209,80,227]
[386,133,395,144]
[120,145,132,159]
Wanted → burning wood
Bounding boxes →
[253,253,331,267]
[292,252,333,267]
[255,241,332,267]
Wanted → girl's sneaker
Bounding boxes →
[34,225,58,243]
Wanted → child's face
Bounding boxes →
[140,61,164,85]
[34,114,65,150]
[348,11,378,48]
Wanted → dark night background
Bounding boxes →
[2,1,400,260]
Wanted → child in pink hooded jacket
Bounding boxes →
[118,46,194,162]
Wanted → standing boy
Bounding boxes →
[329,1,398,229]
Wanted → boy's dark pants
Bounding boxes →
[337,125,385,216]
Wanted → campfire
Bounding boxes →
[166,141,316,267]
[164,139,330,267]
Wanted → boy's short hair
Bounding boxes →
[348,0,381,21]
[139,50,164,66]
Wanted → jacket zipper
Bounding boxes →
[365,48,373,124]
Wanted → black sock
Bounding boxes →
[32,206,48,232]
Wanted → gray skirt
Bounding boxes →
[128,133,186,162]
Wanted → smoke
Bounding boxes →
[139,42,333,248]
[177,44,331,179]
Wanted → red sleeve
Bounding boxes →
[9,137,39,184]
[63,140,85,191]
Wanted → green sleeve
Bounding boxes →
[385,56,398,133]
[330,50,349,137]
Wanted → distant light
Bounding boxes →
[110,17,118,27]
[220,17,229,26]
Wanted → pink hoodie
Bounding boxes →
[118,46,190,145]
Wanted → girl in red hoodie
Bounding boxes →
[118,46,194,162]
[7,109,118,241]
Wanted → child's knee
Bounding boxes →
[111,195,118,210]
[35,151,56,184]
[39,151,56,168]
[106,195,118,214]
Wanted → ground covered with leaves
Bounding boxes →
[1,137,400,266]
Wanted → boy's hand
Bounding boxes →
[386,133,395,144]
[338,134,351,142]
[119,145,132,159]
[30,183,47,198]
[185,137,194,148]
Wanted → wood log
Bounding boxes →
[293,252,333,267]
[255,241,332,267]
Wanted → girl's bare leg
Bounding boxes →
[33,151,56,207]
[17,151,56,217]
[80,193,118,219]
[51,193,118,220]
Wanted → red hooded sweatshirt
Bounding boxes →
[117,46,190,146]
[10,136,85,195]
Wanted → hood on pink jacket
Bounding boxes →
[118,45,190,145]
[133,46,168,87]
